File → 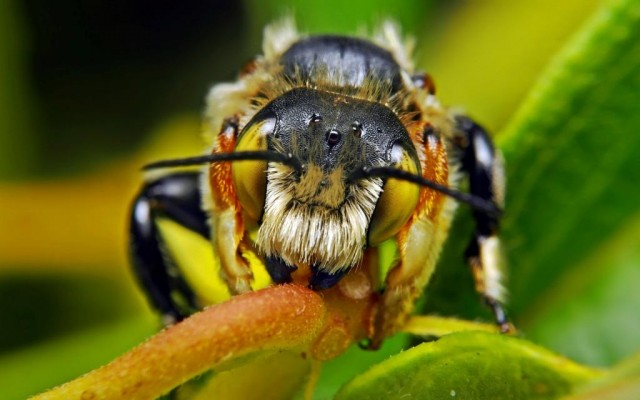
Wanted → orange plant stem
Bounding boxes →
[31,285,327,400]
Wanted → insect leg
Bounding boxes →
[453,115,511,332]
[207,117,255,294]
[129,172,209,325]
[372,130,455,348]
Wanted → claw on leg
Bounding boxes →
[484,296,516,334]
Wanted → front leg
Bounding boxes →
[207,117,255,294]
[453,115,512,332]
[372,128,454,347]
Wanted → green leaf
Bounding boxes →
[426,0,640,368]
[313,335,409,400]
[336,332,601,400]
[496,0,640,365]
[562,352,640,399]
[499,0,640,315]
[522,213,640,366]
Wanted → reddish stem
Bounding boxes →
[31,285,327,400]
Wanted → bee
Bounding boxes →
[129,19,510,350]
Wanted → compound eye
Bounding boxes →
[232,117,276,221]
[368,143,421,246]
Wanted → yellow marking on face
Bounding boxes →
[232,118,274,221]
[368,149,421,246]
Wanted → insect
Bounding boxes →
[129,19,510,351]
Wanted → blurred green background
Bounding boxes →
[2,0,639,399]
